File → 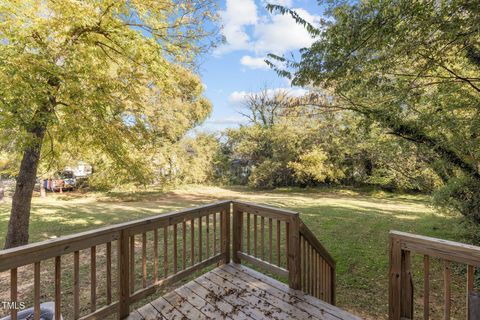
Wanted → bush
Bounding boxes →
[433,176,480,223]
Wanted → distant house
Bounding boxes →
[65,162,93,178]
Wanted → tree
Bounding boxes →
[268,1,480,221]
[0,0,218,248]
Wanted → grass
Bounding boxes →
[0,185,473,319]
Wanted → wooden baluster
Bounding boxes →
[444,260,451,320]
[130,235,135,292]
[182,221,187,270]
[106,242,112,305]
[221,209,230,264]
[253,214,258,257]
[11,268,17,320]
[316,253,320,299]
[305,242,312,294]
[73,251,80,319]
[153,229,158,282]
[401,250,413,319]
[312,247,315,296]
[199,216,203,262]
[317,254,322,299]
[118,230,130,319]
[163,226,168,277]
[213,213,217,255]
[190,219,195,265]
[424,255,430,320]
[269,218,273,263]
[34,262,41,320]
[247,213,251,255]
[91,246,97,312]
[286,222,290,269]
[286,214,301,289]
[206,214,210,258]
[323,259,327,301]
[313,253,317,298]
[142,233,147,288]
[232,208,243,263]
[173,224,178,273]
[261,216,265,260]
[467,265,475,320]
[301,237,305,291]
[276,220,281,266]
[55,256,61,320]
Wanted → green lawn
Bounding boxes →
[0,185,472,319]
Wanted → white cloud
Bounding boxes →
[216,1,320,59]
[252,8,320,55]
[240,55,269,70]
[229,87,308,104]
[214,0,258,55]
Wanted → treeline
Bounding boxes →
[214,90,440,192]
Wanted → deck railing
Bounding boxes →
[389,231,480,320]
[0,200,336,320]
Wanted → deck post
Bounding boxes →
[232,204,242,264]
[118,230,130,319]
[389,233,413,320]
[287,214,301,290]
[221,203,231,264]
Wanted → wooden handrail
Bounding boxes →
[389,231,480,320]
[299,222,336,268]
[1,200,337,319]
[231,201,336,304]
[0,200,230,272]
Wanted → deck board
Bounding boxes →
[130,263,361,320]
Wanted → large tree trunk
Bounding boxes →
[4,114,48,249]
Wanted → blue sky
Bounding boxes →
[195,0,323,133]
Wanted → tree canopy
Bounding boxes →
[267,0,480,222]
[0,0,218,247]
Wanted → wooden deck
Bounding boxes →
[128,263,361,320]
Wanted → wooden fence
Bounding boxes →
[0,200,336,320]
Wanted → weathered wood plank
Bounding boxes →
[212,268,314,320]
[229,264,362,320]
[206,269,300,320]
[182,278,250,320]
[150,296,184,320]
[125,310,144,320]
[175,283,233,319]
[221,264,327,319]
[163,291,208,319]
[136,303,164,320]
[194,274,270,320]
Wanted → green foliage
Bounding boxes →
[220,88,440,191]
[289,147,344,184]
[268,0,480,221]
[0,0,218,184]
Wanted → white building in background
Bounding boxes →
[65,161,93,178]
